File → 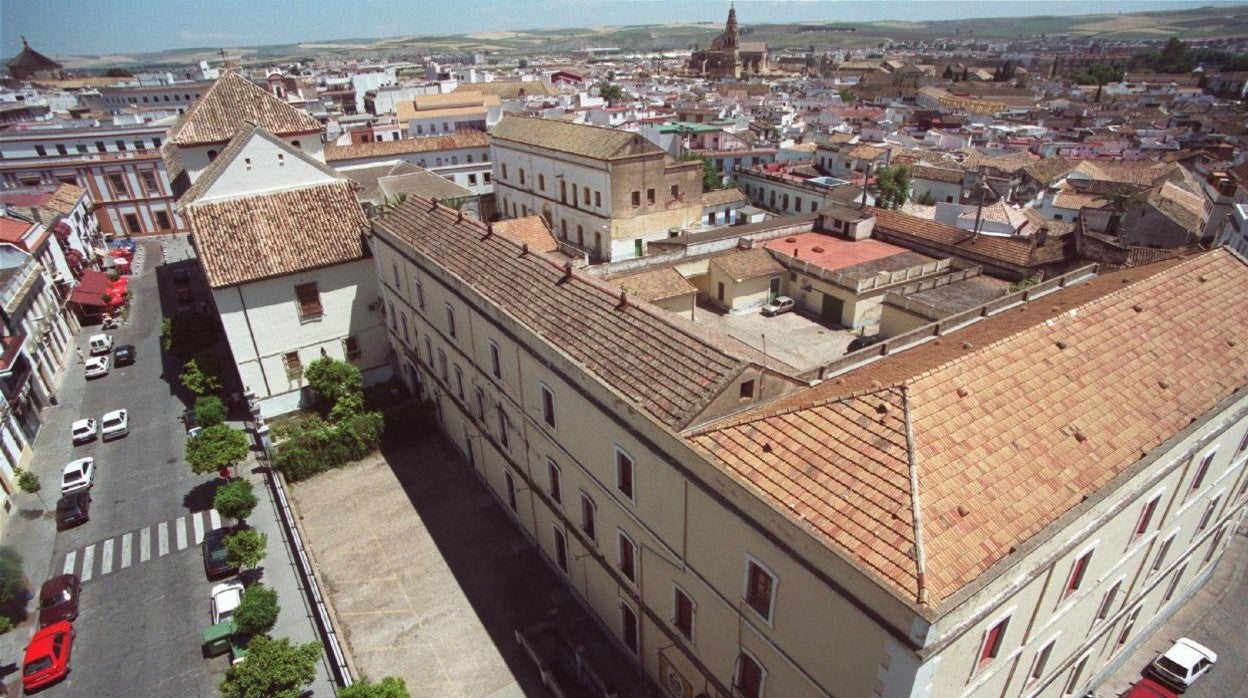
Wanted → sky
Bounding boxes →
[3,0,1246,58]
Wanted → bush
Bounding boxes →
[273,411,383,483]
[219,635,320,698]
[339,677,410,698]
[160,317,173,351]
[234,584,279,636]
[304,357,362,413]
[180,355,223,395]
[214,479,258,523]
[195,395,228,427]
[225,528,268,571]
[0,616,11,634]
[0,547,24,607]
[187,424,250,476]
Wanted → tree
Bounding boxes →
[180,356,222,395]
[186,424,250,476]
[15,468,45,508]
[339,677,411,698]
[875,165,912,210]
[595,81,624,104]
[195,395,227,428]
[303,357,363,412]
[915,190,936,206]
[225,528,268,572]
[214,479,258,524]
[837,87,855,103]
[233,584,280,636]
[941,65,954,80]
[679,152,723,193]
[218,635,321,698]
[102,67,133,78]
[0,547,24,607]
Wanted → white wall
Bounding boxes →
[194,133,339,203]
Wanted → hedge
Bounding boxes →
[273,411,383,482]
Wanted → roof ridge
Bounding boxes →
[900,385,927,606]
[688,383,904,436]
[178,125,345,208]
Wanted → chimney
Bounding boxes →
[457,209,464,223]
[563,261,574,281]
[521,243,529,256]
[617,290,629,310]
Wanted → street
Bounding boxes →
[0,237,333,696]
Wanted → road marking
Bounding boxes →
[157,522,169,557]
[139,527,151,562]
[62,551,76,576]
[193,511,205,545]
[100,539,114,576]
[120,533,133,569]
[209,509,222,531]
[81,544,95,582]
[176,517,188,551]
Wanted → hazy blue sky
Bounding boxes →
[3,0,1245,57]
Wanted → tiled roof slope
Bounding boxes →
[183,182,367,288]
[613,266,698,301]
[871,207,1042,267]
[324,131,489,162]
[167,71,322,146]
[491,216,559,253]
[491,115,662,161]
[711,248,786,281]
[692,251,1248,607]
[376,198,791,429]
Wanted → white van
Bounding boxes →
[88,334,113,356]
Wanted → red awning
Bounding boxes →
[69,270,113,307]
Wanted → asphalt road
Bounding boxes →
[30,239,227,697]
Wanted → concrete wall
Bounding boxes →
[195,133,340,203]
[912,178,962,205]
[708,268,776,313]
[651,292,695,320]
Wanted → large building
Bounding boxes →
[490,115,705,262]
[371,194,1248,698]
[687,7,767,79]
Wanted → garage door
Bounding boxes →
[821,294,844,325]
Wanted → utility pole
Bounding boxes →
[971,166,989,239]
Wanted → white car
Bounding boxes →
[71,419,99,445]
[84,355,110,379]
[210,581,245,624]
[100,409,129,441]
[88,333,113,356]
[760,295,795,317]
[61,457,95,495]
[1148,637,1217,689]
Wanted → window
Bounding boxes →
[437,349,448,380]
[796,196,803,211]
[153,137,161,148]
[617,531,636,582]
[538,174,545,191]
[615,448,634,501]
[107,173,129,197]
[501,163,508,180]
[95,141,106,153]
[453,365,464,399]
[1197,496,1220,532]
[547,459,562,504]
[1205,524,1229,564]
[1163,564,1187,602]
[735,651,765,698]
[284,351,302,376]
[977,616,1010,672]
[1028,640,1056,685]
[475,387,486,420]
[540,384,555,428]
[483,172,491,184]
[154,210,172,230]
[519,168,525,185]
[423,337,433,364]
[670,184,679,199]
[34,145,46,157]
[445,304,457,338]
[1117,606,1141,646]
[1064,654,1090,696]
[1095,580,1121,622]
[744,558,777,622]
[552,527,568,572]
[295,282,322,319]
[123,214,141,234]
[1152,535,1174,573]
[391,261,401,289]
[400,314,410,344]
[1063,549,1093,599]
[489,341,502,379]
[620,602,638,655]
[646,188,655,204]
[141,170,160,194]
[631,191,641,207]
[343,336,362,360]
[740,379,755,400]
[1190,451,1215,494]
[496,405,510,449]
[594,191,601,208]
[583,185,590,204]
[56,144,67,156]
[116,140,127,151]
[673,587,694,640]
[1133,496,1159,541]
[134,140,146,151]
[580,493,596,542]
[415,278,425,309]
[1238,429,1248,455]
[503,470,517,511]
[207,149,217,161]
[468,173,477,185]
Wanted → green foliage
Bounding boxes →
[187,424,250,475]
[274,411,384,482]
[234,584,280,636]
[679,152,724,193]
[218,635,321,698]
[1008,273,1042,293]
[108,269,121,282]
[0,547,24,607]
[304,357,363,412]
[225,528,268,571]
[16,469,40,495]
[195,395,228,428]
[837,87,855,103]
[160,317,173,351]
[1072,63,1124,85]
[214,479,258,523]
[915,190,936,206]
[328,391,365,423]
[595,81,624,103]
[339,677,411,698]
[180,354,223,396]
[0,616,12,634]
[874,165,912,210]
[102,68,133,78]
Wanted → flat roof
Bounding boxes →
[763,232,922,276]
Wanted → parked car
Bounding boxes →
[211,581,245,624]
[60,458,95,495]
[22,620,74,692]
[88,333,113,355]
[202,528,239,580]
[182,408,203,438]
[760,295,795,317]
[113,344,136,366]
[1147,638,1217,690]
[37,575,81,627]
[846,334,884,352]
[55,491,91,529]
[1122,678,1178,698]
[70,419,98,445]
[84,355,110,379]
[101,409,128,440]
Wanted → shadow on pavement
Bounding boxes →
[182,478,220,512]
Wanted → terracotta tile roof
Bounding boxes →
[167,71,322,146]
[41,184,85,217]
[183,182,367,288]
[612,266,698,301]
[910,165,963,184]
[324,131,490,163]
[1069,160,1177,188]
[846,144,888,161]
[374,198,789,430]
[491,216,558,253]
[710,248,787,281]
[0,216,33,243]
[870,207,1044,268]
[1052,188,1108,211]
[455,81,558,98]
[693,250,1248,606]
[701,188,749,207]
[395,95,499,122]
[1149,181,1205,233]
[763,232,916,274]
[491,115,662,161]
[1023,156,1077,185]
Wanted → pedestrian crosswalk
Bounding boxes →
[62,509,224,582]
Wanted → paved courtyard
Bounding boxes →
[288,437,650,698]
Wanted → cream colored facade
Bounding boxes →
[371,211,1248,698]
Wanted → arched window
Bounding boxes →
[292,140,301,149]
[207,149,218,161]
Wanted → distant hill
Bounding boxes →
[48,3,1248,71]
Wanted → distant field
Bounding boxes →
[54,3,1248,71]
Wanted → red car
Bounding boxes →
[1122,677,1178,698]
[22,620,74,692]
